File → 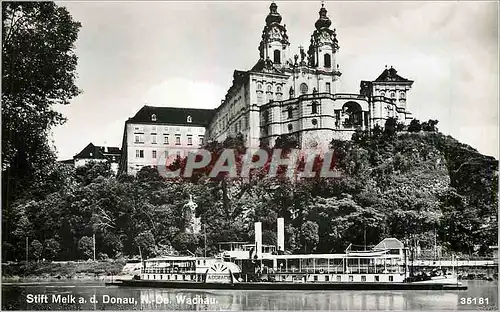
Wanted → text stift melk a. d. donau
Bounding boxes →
[26,293,219,306]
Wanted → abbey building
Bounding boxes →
[119,2,415,175]
[206,2,414,149]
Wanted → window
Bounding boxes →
[135,150,144,158]
[274,49,281,64]
[325,276,329,282]
[361,275,366,282]
[257,83,263,90]
[267,84,272,92]
[152,150,157,159]
[164,136,169,144]
[375,276,380,282]
[287,106,293,119]
[381,91,386,97]
[152,126,156,132]
[176,151,181,158]
[389,276,394,282]
[311,101,318,114]
[164,126,169,132]
[324,53,331,67]
[135,135,143,143]
[176,127,181,132]
[276,86,282,93]
[314,275,318,282]
[326,82,331,94]
[300,83,308,94]
[187,116,192,123]
[312,119,318,126]
[390,92,395,98]
[287,124,293,132]
[175,136,181,145]
[151,114,157,121]
[187,127,191,133]
[336,275,341,282]
[152,135,157,144]
[400,92,405,99]
[199,136,204,146]
[187,137,192,145]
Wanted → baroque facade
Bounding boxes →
[206,3,414,149]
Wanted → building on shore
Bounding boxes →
[118,106,213,176]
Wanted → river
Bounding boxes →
[1,280,498,310]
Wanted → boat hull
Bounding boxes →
[107,279,467,291]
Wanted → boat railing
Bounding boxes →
[273,266,400,274]
[142,268,196,274]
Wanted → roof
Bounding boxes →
[58,159,74,164]
[74,143,121,160]
[373,238,404,250]
[128,105,215,126]
[374,67,413,83]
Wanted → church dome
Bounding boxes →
[265,2,282,25]
[314,4,331,30]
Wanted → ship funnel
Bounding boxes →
[277,218,285,252]
[254,222,262,259]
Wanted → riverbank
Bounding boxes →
[1,260,126,282]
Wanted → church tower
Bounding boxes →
[258,2,290,68]
[307,4,341,93]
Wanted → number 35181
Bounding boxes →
[460,297,490,305]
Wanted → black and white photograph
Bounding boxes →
[1,1,498,310]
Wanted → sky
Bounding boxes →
[53,1,499,160]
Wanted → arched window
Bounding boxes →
[187,115,192,123]
[287,106,293,119]
[312,119,318,126]
[276,86,282,93]
[257,83,263,90]
[324,53,331,68]
[390,92,395,98]
[151,114,157,121]
[381,91,386,97]
[400,92,405,99]
[300,83,308,95]
[274,50,281,64]
[311,101,319,114]
[267,84,272,92]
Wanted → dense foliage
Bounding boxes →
[3,122,497,261]
[2,2,81,254]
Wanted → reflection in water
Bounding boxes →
[1,281,498,310]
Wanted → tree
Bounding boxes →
[408,119,422,133]
[383,117,397,137]
[78,236,93,260]
[30,239,43,261]
[2,2,81,251]
[301,221,319,253]
[43,238,60,261]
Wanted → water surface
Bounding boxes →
[2,280,497,310]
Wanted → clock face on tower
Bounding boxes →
[321,32,331,42]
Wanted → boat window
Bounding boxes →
[361,275,366,282]
[325,276,329,282]
[337,275,341,282]
[203,260,206,265]
[167,275,170,280]
[314,275,318,282]
[160,275,162,280]
[389,275,394,282]
[375,275,379,282]
[175,275,177,280]
[349,275,354,282]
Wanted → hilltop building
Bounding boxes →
[119,106,213,175]
[118,2,415,175]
